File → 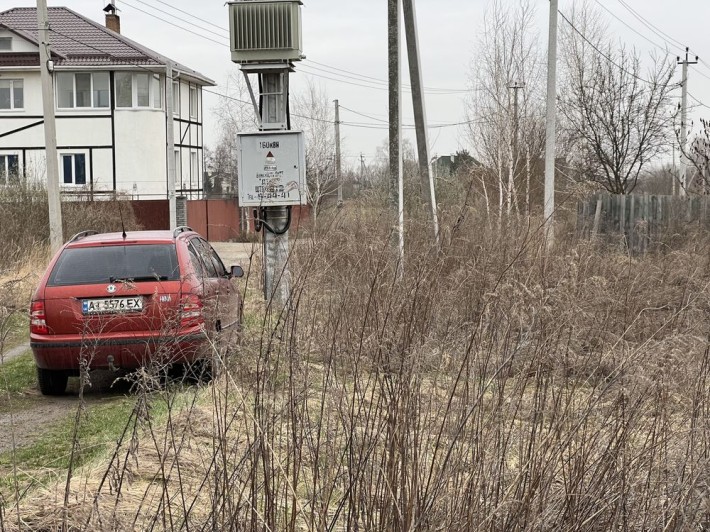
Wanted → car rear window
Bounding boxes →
[48,244,180,286]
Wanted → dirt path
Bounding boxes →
[0,394,78,454]
[1,343,29,365]
[211,241,261,273]
[0,369,133,454]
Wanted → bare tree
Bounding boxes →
[210,71,259,231]
[212,71,258,194]
[291,80,337,227]
[560,6,675,194]
[465,0,545,220]
[683,118,710,193]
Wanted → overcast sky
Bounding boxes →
[11,0,710,170]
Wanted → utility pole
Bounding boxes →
[229,0,307,307]
[508,81,524,216]
[543,0,558,244]
[403,0,439,248]
[388,0,404,267]
[360,153,365,187]
[334,99,342,206]
[508,81,524,176]
[261,73,290,304]
[166,62,176,228]
[678,47,698,197]
[37,0,63,252]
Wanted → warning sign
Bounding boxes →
[237,131,306,207]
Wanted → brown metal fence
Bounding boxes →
[129,198,311,242]
[130,200,169,231]
[186,200,312,241]
[186,199,242,241]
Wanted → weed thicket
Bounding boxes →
[2,193,710,530]
[0,183,140,273]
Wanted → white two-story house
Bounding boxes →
[0,6,214,199]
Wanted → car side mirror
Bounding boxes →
[229,265,244,278]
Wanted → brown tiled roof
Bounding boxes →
[0,51,40,67]
[0,7,214,85]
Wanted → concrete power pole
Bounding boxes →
[261,74,290,305]
[37,0,63,252]
[543,0,558,244]
[166,63,177,228]
[508,81,524,215]
[360,153,365,187]
[509,81,524,173]
[388,0,404,267]
[678,47,698,197]
[403,0,439,248]
[334,99,343,206]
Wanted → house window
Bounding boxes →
[191,151,198,184]
[0,79,23,110]
[0,37,11,51]
[136,73,150,107]
[189,86,198,118]
[56,73,109,109]
[152,74,162,108]
[174,149,181,178]
[0,154,19,185]
[94,73,110,107]
[61,154,86,185]
[172,80,179,116]
[115,72,162,109]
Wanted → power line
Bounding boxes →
[557,10,710,114]
[305,59,467,94]
[592,1,710,84]
[121,0,228,47]
[141,0,230,35]
[297,65,467,96]
[297,66,398,92]
[615,0,686,52]
[125,0,475,97]
[591,0,671,54]
[608,0,710,82]
[337,103,482,129]
[123,0,470,97]
[688,92,710,110]
[558,9,654,85]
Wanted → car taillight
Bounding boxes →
[30,300,49,335]
[180,294,204,328]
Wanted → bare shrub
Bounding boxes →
[0,182,141,307]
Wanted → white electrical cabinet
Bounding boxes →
[237,130,307,207]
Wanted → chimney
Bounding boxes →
[104,3,120,34]
[106,13,120,33]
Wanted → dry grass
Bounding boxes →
[3,194,710,530]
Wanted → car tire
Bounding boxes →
[183,359,214,384]
[37,367,69,395]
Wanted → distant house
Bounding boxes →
[431,152,481,179]
[0,6,214,199]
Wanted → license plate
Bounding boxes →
[82,297,143,314]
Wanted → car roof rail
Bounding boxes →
[172,226,194,238]
[68,230,99,243]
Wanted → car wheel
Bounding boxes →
[37,367,69,395]
[184,358,214,384]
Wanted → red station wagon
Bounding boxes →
[29,227,243,395]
